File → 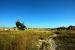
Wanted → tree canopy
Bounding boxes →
[16,20,26,30]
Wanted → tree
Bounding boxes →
[16,20,26,30]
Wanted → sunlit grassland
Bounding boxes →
[0,29,75,50]
[0,29,53,50]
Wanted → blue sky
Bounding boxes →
[0,0,75,28]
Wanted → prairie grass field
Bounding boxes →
[0,29,53,50]
[0,29,75,50]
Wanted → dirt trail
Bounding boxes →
[48,37,56,50]
[37,34,57,50]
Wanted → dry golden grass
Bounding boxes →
[0,29,53,50]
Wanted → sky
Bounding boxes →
[0,0,75,28]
